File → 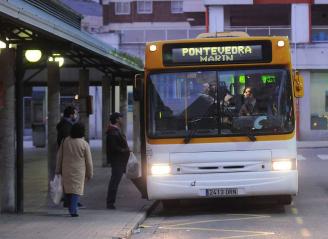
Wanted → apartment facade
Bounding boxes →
[204,0,328,140]
[64,0,328,141]
[101,0,206,58]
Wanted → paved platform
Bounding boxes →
[297,140,328,148]
[1,139,327,239]
[0,140,154,239]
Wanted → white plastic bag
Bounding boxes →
[126,152,141,179]
[50,174,63,205]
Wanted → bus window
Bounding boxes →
[147,68,294,138]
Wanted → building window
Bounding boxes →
[310,73,328,130]
[171,1,183,14]
[137,1,152,14]
[115,2,131,15]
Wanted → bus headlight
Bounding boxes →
[272,159,296,171]
[151,164,171,176]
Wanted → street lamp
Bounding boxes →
[25,50,42,62]
[0,40,6,49]
[48,53,64,67]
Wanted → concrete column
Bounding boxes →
[47,61,60,183]
[102,74,112,166]
[291,4,310,43]
[208,5,224,33]
[119,79,128,135]
[79,69,90,141]
[0,49,16,212]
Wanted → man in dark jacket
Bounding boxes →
[106,112,130,209]
[56,106,78,147]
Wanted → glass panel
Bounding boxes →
[247,29,269,36]
[310,73,328,130]
[270,28,291,38]
[121,30,144,43]
[145,30,165,41]
[189,29,206,38]
[148,68,294,138]
[167,30,187,40]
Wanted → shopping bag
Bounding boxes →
[126,152,141,179]
[50,174,63,205]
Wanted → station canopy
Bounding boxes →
[0,0,143,83]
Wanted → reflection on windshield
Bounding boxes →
[147,68,294,138]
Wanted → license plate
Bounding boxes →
[206,188,238,197]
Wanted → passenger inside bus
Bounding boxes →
[184,82,215,120]
[239,87,259,116]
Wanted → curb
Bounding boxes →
[112,200,160,239]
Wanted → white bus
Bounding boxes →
[133,32,304,208]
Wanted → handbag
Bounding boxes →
[50,174,63,205]
[126,152,141,179]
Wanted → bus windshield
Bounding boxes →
[147,68,294,138]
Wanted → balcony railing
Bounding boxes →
[224,26,291,39]
[119,26,328,44]
[120,28,206,44]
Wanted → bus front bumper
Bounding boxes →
[147,171,298,200]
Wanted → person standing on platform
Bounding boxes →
[106,112,130,209]
[55,123,93,217]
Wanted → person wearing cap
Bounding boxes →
[106,112,130,209]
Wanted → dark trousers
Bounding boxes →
[107,165,125,205]
[67,193,79,215]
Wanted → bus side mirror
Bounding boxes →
[133,74,143,101]
[293,71,304,98]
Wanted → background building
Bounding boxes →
[57,0,328,141]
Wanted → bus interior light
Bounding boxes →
[149,44,157,52]
[277,40,285,47]
[151,164,171,176]
[272,159,294,171]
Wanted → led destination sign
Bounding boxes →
[163,41,271,66]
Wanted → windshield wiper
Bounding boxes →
[184,118,201,144]
[245,128,257,142]
[184,104,217,144]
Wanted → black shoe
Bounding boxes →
[78,203,86,209]
[107,204,116,210]
[71,214,79,217]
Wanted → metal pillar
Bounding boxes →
[15,47,24,213]
[111,77,116,113]
[119,79,128,135]
[102,74,112,166]
[79,69,90,141]
[47,61,60,183]
[0,48,16,213]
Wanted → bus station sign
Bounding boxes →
[163,41,272,66]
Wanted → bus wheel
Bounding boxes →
[276,195,292,205]
[162,199,180,210]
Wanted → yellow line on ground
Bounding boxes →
[159,226,275,238]
[164,215,271,227]
[159,226,275,235]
